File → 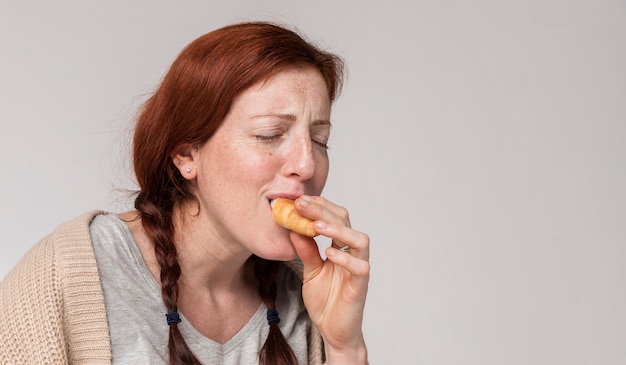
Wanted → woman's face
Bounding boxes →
[189,66,332,260]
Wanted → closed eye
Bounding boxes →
[313,140,329,149]
[256,134,282,142]
[256,133,329,149]
[312,132,330,150]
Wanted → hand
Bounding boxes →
[289,195,370,364]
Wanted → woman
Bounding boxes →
[0,21,369,364]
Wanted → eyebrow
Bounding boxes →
[252,113,332,126]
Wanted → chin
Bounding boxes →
[254,244,298,262]
[256,251,298,262]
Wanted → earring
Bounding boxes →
[194,147,198,152]
[186,167,192,173]
[176,160,181,165]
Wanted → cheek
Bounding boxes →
[231,150,280,184]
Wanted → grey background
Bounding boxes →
[1,1,625,364]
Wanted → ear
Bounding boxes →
[171,144,199,180]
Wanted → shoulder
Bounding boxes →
[1,210,108,285]
[35,210,110,278]
[49,211,112,361]
[0,210,112,364]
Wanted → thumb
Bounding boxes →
[290,232,324,281]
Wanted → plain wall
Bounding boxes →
[1,1,625,364]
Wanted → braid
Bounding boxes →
[253,256,299,365]
[135,192,202,365]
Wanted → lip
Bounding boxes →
[267,193,303,211]
[267,192,302,202]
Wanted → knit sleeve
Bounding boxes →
[0,234,69,364]
[53,212,111,364]
[0,211,112,365]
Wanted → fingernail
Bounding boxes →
[314,221,327,229]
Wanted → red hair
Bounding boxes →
[132,21,344,365]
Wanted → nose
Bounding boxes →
[283,136,316,181]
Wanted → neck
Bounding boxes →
[170,204,263,330]
[122,205,256,296]
[172,203,255,292]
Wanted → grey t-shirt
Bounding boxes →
[90,213,310,364]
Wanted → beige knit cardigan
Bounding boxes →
[0,211,324,365]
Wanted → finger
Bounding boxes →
[289,232,324,282]
[325,247,370,294]
[326,246,370,277]
[295,195,351,227]
[313,220,370,261]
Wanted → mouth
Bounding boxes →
[268,194,300,207]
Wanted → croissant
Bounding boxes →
[271,198,318,237]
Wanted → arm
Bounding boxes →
[0,236,69,364]
[0,211,111,365]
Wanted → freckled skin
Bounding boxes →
[187,66,331,260]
